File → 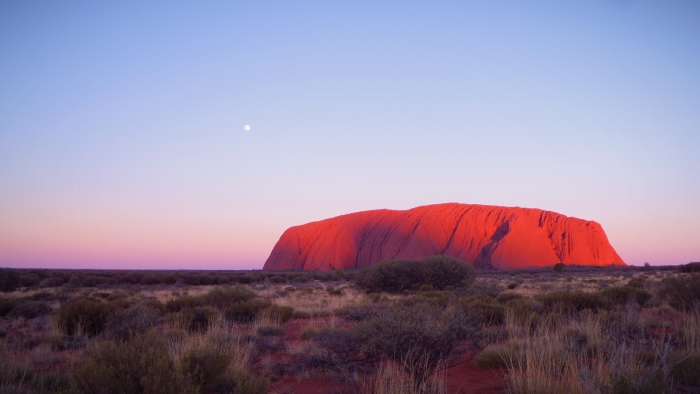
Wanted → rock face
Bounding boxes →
[263,203,626,271]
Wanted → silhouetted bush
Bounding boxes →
[0,268,20,292]
[601,286,652,307]
[170,307,218,333]
[355,255,475,293]
[267,275,288,284]
[224,299,270,323]
[39,278,64,288]
[0,297,22,317]
[105,304,160,341]
[496,292,524,304]
[139,274,161,285]
[10,301,52,319]
[54,297,116,336]
[659,274,700,311]
[553,263,565,273]
[81,276,112,287]
[461,295,505,326]
[537,291,612,314]
[73,333,190,394]
[180,345,232,392]
[356,303,484,386]
[679,262,700,273]
[20,274,41,288]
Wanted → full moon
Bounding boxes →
[244,125,251,131]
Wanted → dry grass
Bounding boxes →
[359,361,446,394]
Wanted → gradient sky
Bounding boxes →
[1,1,698,269]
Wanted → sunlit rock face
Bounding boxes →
[263,203,626,271]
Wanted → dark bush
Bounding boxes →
[672,352,700,388]
[461,296,505,326]
[659,274,700,311]
[39,277,64,288]
[355,256,475,293]
[139,275,162,285]
[10,301,52,319]
[679,262,700,273]
[81,276,112,287]
[0,297,22,317]
[355,303,485,386]
[181,345,233,392]
[0,268,20,292]
[73,333,190,394]
[267,276,288,284]
[601,286,652,307]
[335,304,385,325]
[105,304,160,341]
[200,286,256,309]
[54,297,116,336]
[496,292,524,304]
[20,274,41,288]
[224,299,271,323]
[553,263,565,273]
[170,307,218,333]
[117,274,140,285]
[537,291,612,314]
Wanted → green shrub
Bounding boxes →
[537,291,612,314]
[679,262,700,273]
[0,268,20,292]
[256,325,285,336]
[659,274,700,311]
[9,301,52,319]
[496,292,523,304]
[54,297,116,336]
[0,297,21,317]
[39,278,64,288]
[139,275,162,285]
[475,346,509,369]
[356,303,484,386]
[81,276,112,287]
[224,299,271,323]
[169,307,218,333]
[20,274,41,288]
[180,345,233,392]
[267,276,288,284]
[200,286,256,309]
[105,304,160,341]
[461,298,505,326]
[601,286,652,307]
[355,255,475,293]
[73,333,191,394]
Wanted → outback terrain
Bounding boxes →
[1,260,699,394]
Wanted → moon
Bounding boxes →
[244,125,251,131]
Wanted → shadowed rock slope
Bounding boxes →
[263,203,626,271]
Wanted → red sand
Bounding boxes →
[264,203,625,271]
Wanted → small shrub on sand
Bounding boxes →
[659,273,700,311]
[601,285,652,307]
[105,304,160,341]
[73,333,191,394]
[169,307,218,333]
[355,256,475,293]
[537,291,611,314]
[9,301,52,319]
[54,297,116,336]
[357,303,484,386]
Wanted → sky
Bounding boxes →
[1,1,698,270]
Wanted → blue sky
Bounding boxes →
[1,1,699,269]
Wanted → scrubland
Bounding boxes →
[1,260,699,394]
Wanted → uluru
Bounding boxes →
[263,203,626,271]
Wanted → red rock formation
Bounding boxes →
[263,203,626,271]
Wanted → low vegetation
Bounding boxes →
[0,263,698,393]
